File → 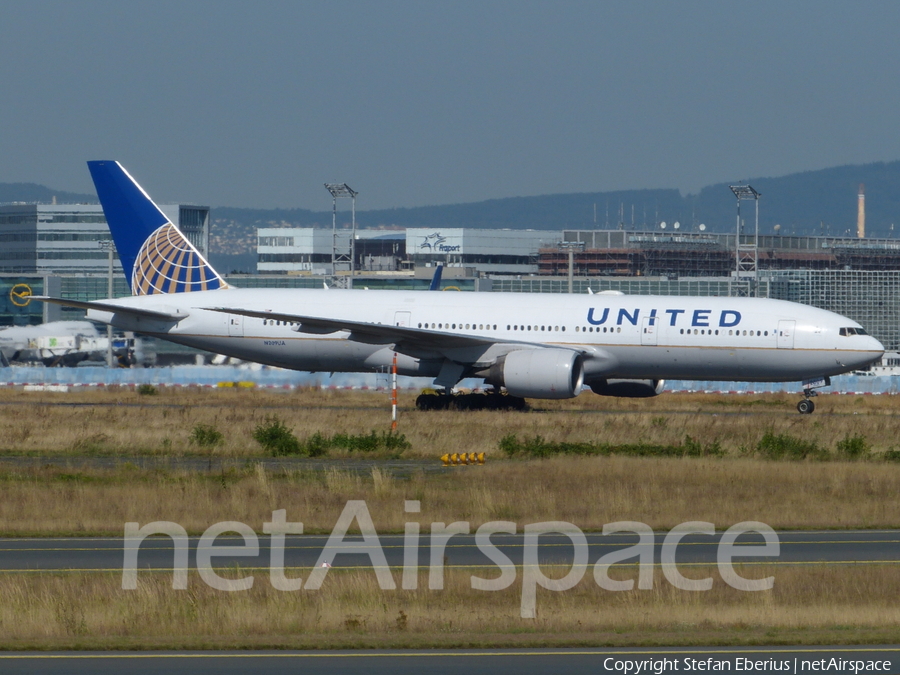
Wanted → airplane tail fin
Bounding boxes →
[87,161,228,296]
[428,263,443,291]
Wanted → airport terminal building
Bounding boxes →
[5,208,900,354]
[0,202,210,276]
[256,227,558,276]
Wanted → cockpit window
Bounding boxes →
[839,327,868,336]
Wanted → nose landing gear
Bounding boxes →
[797,394,816,415]
[797,376,830,414]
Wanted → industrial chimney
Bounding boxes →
[857,183,865,239]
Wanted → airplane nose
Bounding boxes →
[856,336,885,368]
[870,336,885,355]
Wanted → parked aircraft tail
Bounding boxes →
[87,161,228,296]
[428,263,443,291]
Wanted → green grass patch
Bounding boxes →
[835,434,871,460]
[755,431,826,461]
[299,430,410,457]
[328,430,411,454]
[753,431,873,461]
[253,416,410,457]
[189,424,224,448]
[499,434,723,458]
[252,416,303,456]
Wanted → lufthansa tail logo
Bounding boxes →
[10,284,32,307]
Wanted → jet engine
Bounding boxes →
[588,378,665,398]
[483,349,584,399]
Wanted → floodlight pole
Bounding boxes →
[98,240,115,367]
[729,185,760,297]
[557,241,585,293]
[325,183,358,289]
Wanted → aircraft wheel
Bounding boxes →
[509,396,527,411]
[797,399,815,415]
[449,396,468,411]
[416,394,436,411]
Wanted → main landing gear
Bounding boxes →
[415,388,528,411]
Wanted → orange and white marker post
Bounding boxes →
[391,351,398,431]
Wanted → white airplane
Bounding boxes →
[34,161,884,414]
[0,321,100,366]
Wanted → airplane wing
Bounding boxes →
[30,297,189,322]
[202,306,584,362]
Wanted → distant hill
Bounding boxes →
[210,161,900,254]
[5,161,900,262]
[691,161,900,238]
[210,188,685,234]
[0,183,96,205]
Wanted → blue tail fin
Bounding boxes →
[87,161,228,296]
[428,263,443,291]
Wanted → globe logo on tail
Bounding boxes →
[132,224,228,295]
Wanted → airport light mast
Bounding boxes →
[325,183,358,289]
[729,184,760,297]
[98,239,116,367]
[557,241,585,293]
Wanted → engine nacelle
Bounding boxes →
[485,349,584,399]
[588,378,665,398]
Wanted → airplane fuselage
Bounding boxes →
[86,288,884,384]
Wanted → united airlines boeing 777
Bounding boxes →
[35,161,884,414]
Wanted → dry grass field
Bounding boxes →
[2,565,899,649]
[1,386,900,459]
[2,388,899,649]
[2,456,899,535]
[0,388,900,534]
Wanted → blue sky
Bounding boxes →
[3,1,900,210]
